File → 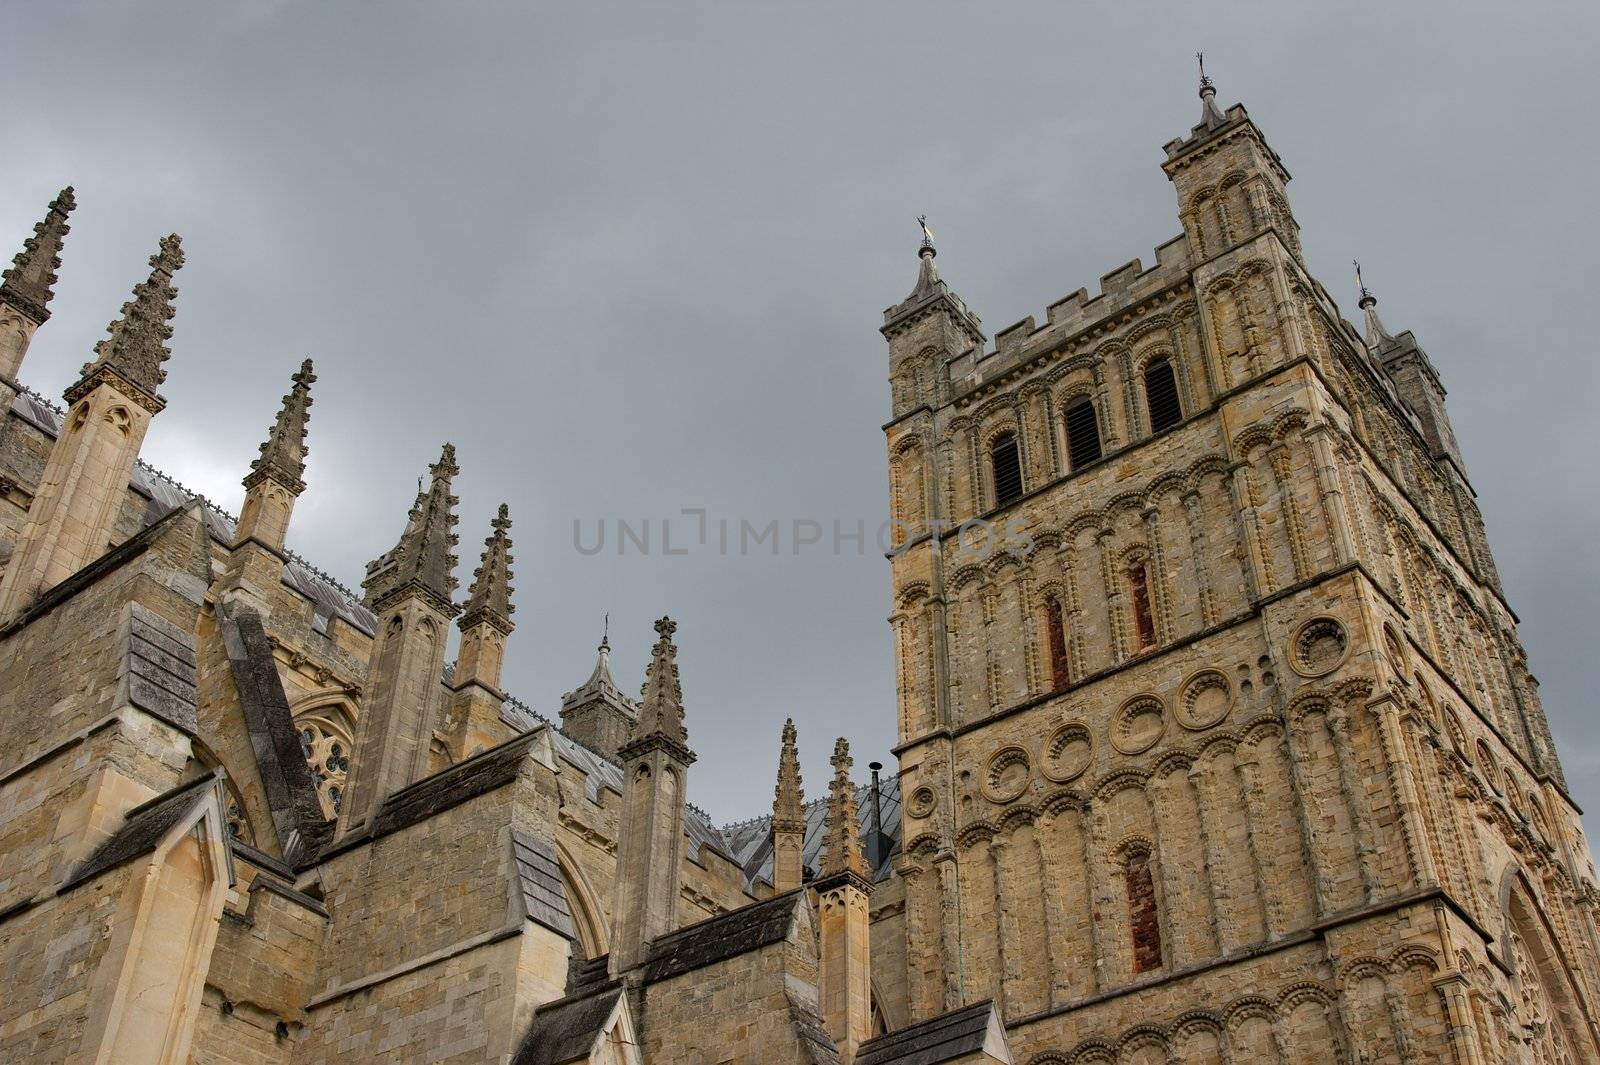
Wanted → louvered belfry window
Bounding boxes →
[1064,398,1102,470]
[1144,358,1183,434]
[990,432,1024,508]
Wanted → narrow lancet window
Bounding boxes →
[1130,563,1156,649]
[1125,850,1162,973]
[1045,595,1069,690]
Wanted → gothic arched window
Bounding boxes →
[299,719,351,817]
[1129,562,1156,649]
[989,431,1024,508]
[1143,358,1183,434]
[1063,397,1102,471]
[1045,594,1069,690]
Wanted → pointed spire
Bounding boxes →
[69,233,184,405]
[907,215,942,300]
[773,718,805,826]
[461,503,515,632]
[1355,260,1395,347]
[821,737,868,879]
[1196,52,1227,129]
[245,358,315,494]
[1,187,75,324]
[632,616,689,749]
[363,443,461,614]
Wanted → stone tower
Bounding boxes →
[881,72,1600,1063]
[0,233,183,623]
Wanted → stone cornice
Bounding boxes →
[63,362,165,414]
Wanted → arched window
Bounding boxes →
[1143,358,1182,433]
[1045,595,1069,690]
[1063,397,1102,470]
[989,431,1024,508]
[1125,850,1162,973]
[1129,562,1156,649]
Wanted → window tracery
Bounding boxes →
[299,718,351,817]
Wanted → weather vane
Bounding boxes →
[1354,259,1370,298]
[917,215,935,249]
[1196,51,1212,88]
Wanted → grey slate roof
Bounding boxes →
[60,771,223,893]
[511,983,627,1065]
[855,1001,1006,1065]
[642,889,804,984]
[721,773,902,890]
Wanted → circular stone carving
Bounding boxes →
[983,746,1032,803]
[1292,616,1349,677]
[1112,696,1166,755]
[1177,670,1232,730]
[1042,723,1093,783]
[907,786,936,819]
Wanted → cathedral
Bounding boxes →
[1,72,1597,1065]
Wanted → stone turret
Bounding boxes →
[0,186,75,390]
[881,227,984,421]
[771,717,806,892]
[559,619,637,760]
[609,616,696,976]
[1357,270,1467,472]
[340,445,461,832]
[1162,66,1302,263]
[442,504,517,762]
[816,736,872,1062]
[234,358,315,553]
[0,234,184,624]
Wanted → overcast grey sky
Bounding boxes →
[4,1,1597,826]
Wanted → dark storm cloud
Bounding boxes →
[4,1,1596,825]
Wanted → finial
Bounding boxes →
[773,717,805,826]
[1353,260,1394,346]
[2,186,77,325]
[245,356,316,494]
[821,736,868,879]
[72,233,185,402]
[462,502,515,629]
[601,612,610,651]
[363,443,462,613]
[631,616,690,750]
[917,215,936,257]
[1195,52,1226,129]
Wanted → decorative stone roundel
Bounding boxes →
[907,786,937,820]
[1291,616,1349,677]
[1176,670,1232,730]
[1112,696,1166,756]
[983,746,1032,803]
[1042,723,1093,783]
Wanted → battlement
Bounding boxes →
[948,233,1190,390]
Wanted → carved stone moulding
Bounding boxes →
[1176,669,1232,730]
[1291,615,1349,678]
[907,786,937,820]
[1042,721,1093,782]
[1112,695,1167,756]
[983,745,1032,803]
